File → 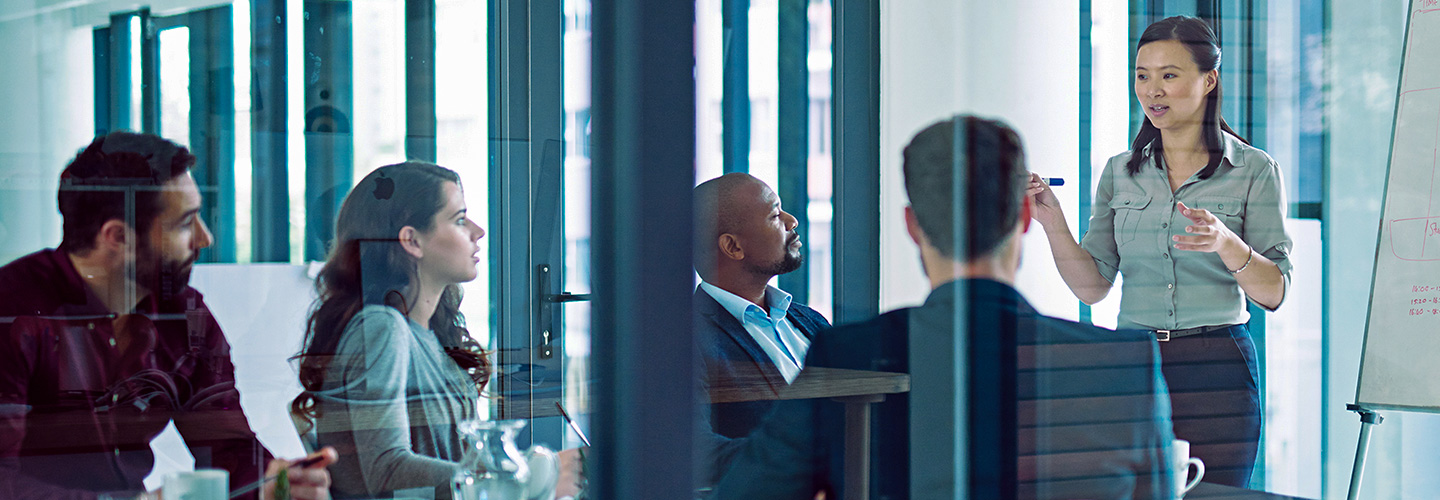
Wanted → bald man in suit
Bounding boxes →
[692,173,831,486]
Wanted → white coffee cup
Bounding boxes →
[1172,439,1205,499]
[163,469,229,500]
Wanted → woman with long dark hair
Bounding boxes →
[1028,16,1292,486]
[292,161,491,498]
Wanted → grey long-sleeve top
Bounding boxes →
[312,305,479,499]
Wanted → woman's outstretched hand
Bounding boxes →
[1172,201,1244,255]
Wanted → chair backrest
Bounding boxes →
[1015,336,1168,499]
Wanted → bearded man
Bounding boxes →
[0,132,333,500]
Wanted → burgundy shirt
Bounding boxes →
[0,249,271,499]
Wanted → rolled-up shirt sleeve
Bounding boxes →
[1242,159,1294,310]
[1080,156,1124,283]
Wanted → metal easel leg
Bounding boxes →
[1346,404,1384,500]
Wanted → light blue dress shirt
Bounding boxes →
[700,282,812,383]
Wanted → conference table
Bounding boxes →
[499,370,1313,500]
[499,366,912,500]
[1187,482,1314,499]
[710,366,912,500]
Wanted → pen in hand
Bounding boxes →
[555,402,591,447]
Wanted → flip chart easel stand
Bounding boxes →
[1346,404,1385,500]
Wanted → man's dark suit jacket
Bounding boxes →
[711,278,1175,500]
[694,286,831,483]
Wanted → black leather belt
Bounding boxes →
[1153,324,1233,342]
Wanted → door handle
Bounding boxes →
[547,292,592,303]
[537,265,591,359]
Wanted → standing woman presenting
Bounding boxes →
[1028,16,1291,487]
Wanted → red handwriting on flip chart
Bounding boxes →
[1426,0,1440,9]
[1405,285,1440,315]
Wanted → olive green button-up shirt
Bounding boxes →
[1080,133,1293,330]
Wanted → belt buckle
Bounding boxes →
[1156,330,1171,342]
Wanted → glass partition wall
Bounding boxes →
[0,0,1432,497]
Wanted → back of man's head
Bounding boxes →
[57,132,197,253]
[902,115,1028,261]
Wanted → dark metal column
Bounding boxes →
[776,0,809,304]
[591,0,697,497]
[101,13,133,135]
[303,0,355,261]
[722,0,750,174]
[187,6,237,263]
[252,0,291,262]
[93,27,112,136]
[405,0,437,162]
[139,8,159,134]
[831,0,879,324]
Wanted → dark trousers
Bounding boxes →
[1156,324,1261,487]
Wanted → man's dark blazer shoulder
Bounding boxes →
[807,289,1157,373]
[693,287,831,439]
[713,280,1172,500]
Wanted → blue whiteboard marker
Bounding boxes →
[1040,177,1065,186]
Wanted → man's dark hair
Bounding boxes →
[57,132,198,253]
[902,115,1028,260]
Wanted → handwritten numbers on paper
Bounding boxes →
[1404,285,1440,317]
